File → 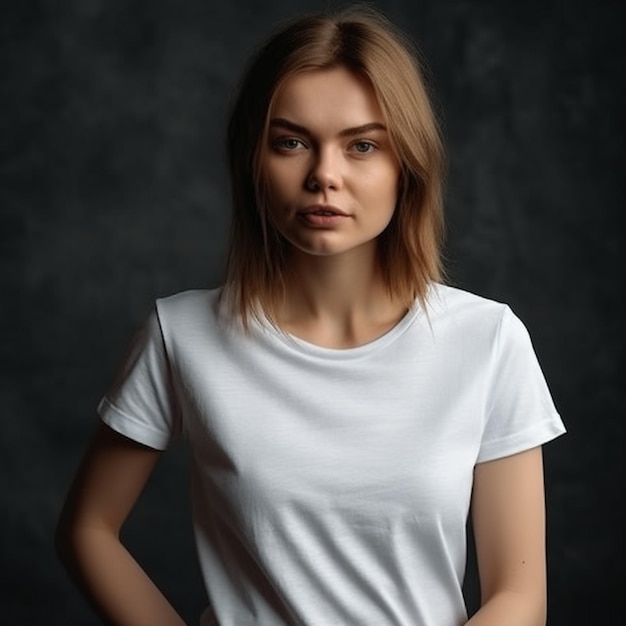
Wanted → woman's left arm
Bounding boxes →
[466,446,548,626]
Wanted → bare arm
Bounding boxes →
[465,446,547,626]
[56,422,188,626]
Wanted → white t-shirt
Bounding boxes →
[98,284,565,626]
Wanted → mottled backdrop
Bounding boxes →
[2,0,624,624]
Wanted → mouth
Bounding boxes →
[298,205,348,217]
[296,205,350,228]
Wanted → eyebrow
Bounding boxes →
[269,118,387,138]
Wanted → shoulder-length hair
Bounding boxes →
[223,8,444,327]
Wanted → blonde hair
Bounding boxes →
[224,7,444,326]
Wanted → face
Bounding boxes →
[261,66,400,261]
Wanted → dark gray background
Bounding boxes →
[2,0,624,624]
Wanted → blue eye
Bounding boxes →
[352,141,376,153]
[274,137,305,150]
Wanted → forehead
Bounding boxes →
[269,66,385,130]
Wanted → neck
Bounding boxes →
[277,245,407,348]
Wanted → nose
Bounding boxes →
[305,147,342,192]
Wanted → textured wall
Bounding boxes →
[2,0,623,624]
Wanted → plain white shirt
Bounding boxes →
[99,284,565,626]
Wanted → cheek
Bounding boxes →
[264,161,298,204]
[369,164,400,206]
[367,156,399,185]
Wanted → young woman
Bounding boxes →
[57,8,565,626]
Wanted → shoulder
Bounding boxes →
[425,283,529,348]
[146,288,228,349]
[154,287,222,323]
[427,283,508,323]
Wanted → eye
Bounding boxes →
[273,137,307,151]
[351,140,377,154]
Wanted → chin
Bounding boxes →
[288,238,378,260]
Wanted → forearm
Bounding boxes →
[58,524,187,626]
[465,590,546,626]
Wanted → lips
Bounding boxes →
[297,205,350,228]
[298,204,348,217]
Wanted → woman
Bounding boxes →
[57,8,565,626]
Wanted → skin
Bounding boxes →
[467,447,548,625]
[264,66,400,261]
[57,65,549,626]
[56,424,184,626]
[262,66,407,348]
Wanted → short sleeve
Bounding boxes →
[476,306,565,463]
[97,307,180,450]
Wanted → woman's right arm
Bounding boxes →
[56,422,188,626]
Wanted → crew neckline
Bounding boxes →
[253,301,424,361]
